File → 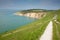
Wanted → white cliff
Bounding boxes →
[15,12,46,19]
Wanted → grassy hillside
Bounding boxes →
[53,10,60,40]
[18,9,48,14]
[0,9,60,40]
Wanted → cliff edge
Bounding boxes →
[14,9,47,19]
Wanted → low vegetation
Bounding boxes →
[53,10,60,40]
[19,9,48,14]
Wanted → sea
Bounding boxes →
[0,9,36,34]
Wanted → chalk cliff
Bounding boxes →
[14,9,47,19]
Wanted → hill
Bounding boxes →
[14,9,48,19]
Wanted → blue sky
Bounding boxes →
[0,0,60,10]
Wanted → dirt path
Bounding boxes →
[39,21,53,40]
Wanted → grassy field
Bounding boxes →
[53,21,60,40]
[53,10,60,40]
[0,10,60,40]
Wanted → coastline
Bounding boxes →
[14,12,46,19]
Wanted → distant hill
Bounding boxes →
[19,9,48,13]
[15,9,48,19]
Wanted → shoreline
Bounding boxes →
[14,12,46,19]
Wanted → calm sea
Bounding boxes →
[0,9,36,34]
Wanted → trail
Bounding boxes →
[39,21,53,40]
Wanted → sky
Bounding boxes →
[0,0,60,10]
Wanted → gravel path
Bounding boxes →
[39,21,53,40]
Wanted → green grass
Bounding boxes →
[53,10,60,40]
[53,21,60,40]
[53,22,59,40]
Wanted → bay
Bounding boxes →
[0,10,36,33]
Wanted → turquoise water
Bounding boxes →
[0,10,36,33]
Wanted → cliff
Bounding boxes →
[14,9,47,19]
